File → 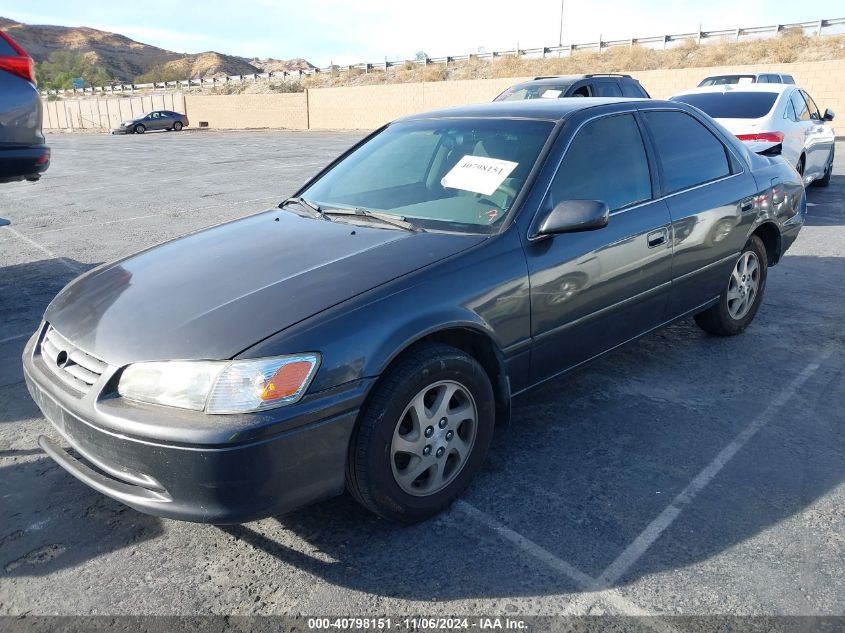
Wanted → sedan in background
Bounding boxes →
[0,29,49,183]
[25,98,804,524]
[671,84,835,187]
[112,110,188,134]
[698,72,795,86]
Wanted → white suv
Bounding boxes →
[671,84,835,187]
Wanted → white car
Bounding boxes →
[670,84,835,187]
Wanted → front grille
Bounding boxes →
[40,325,107,394]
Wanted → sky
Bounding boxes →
[0,0,821,66]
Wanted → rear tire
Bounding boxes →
[694,235,768,336]
[346,343,495,522]
[812,147,833,188]
[134,124,146,134]
[174,121,183,131]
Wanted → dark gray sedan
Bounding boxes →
[0,29,49,183]
[24,98,805,524]
[112,109,188,134]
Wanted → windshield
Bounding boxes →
[300,118,554,233]
[671,92,779,119]
[494,84,572,101]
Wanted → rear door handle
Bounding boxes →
[647,229,667,248]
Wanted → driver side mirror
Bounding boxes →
[536,200,610,237]
[823,108,835,122]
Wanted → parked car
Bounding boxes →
[671,84,835,187]
[698,73,795,87]
[112,110,188,134]
[494,74,650,101]
[0,30,49,183]
[25,98,805,524]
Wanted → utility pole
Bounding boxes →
[558,0,565,46]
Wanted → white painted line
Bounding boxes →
[595,349,834,588]
[28,214,161,236]
[4,226,85,274]
[0,332,30,345]
[454,500,596,587]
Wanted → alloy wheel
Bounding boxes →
[390,380,478,496]
[727,251,760,320]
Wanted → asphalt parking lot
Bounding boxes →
[0,130,843,618]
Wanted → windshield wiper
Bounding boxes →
[324,208,423,232]
[278,197,330,221]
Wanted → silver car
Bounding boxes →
[671,84,835,187]
[112,110,189,135]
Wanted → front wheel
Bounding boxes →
[694,235,768,336]
[346,343,495,522]
[812,147,834,188]
[134,124,146,134]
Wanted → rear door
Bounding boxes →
[524,110,673,383]
[640,108,759,318]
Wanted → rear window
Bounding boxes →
[0,33,23,57]
[671,92,779,119]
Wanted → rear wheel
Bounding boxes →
[694,235,767,336]
[134,124,146,134]
[173,121,183,131]
[812,147,834,187]
[346,343,495,522]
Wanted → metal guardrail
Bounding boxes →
[40,17,845,96]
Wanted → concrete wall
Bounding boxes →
[183,94,308,130]
[42,93,186,130]
[42,59,845,132]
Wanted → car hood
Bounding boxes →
[45,210,485,366]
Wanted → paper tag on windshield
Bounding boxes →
[441,155,518,196]
[541,89,562,98]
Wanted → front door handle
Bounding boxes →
[647,229,667,248]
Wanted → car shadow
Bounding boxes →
[804,175,845,226]
[0,456,164,578]
[219,254,845,597]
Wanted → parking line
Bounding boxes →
[594,349,833,588]
[4,226,85,274]
[0,332,30,345]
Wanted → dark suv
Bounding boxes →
[0,29,49,184]
[494,74,650,101]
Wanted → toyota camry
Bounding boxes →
[24,97,805,524]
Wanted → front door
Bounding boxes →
[523,111,673,384]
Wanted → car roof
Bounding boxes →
[397,97,667,123]
[511,74,635,86]
[673,83,795,98]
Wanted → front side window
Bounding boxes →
[802,91,821,120]
[644,111,731,195]
[300,118,554,232]
[594,81,622,97]
[548,113,651,212]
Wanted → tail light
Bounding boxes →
[736,132,785,143]
[0,30,36,84]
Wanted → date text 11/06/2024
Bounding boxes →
[307,618,529,630]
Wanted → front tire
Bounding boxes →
[347,343,495,522]
[134,124,146,134]
[694,235,768,336]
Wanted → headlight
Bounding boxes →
[117,354,320,414]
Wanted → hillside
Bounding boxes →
[0,16,314,80]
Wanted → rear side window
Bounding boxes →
[671,92,778,119]
[790,91,810,121]
[593,81,622,97]
[549,113,651,212]
[644,111,731,195]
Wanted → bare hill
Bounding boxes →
[0,16,313,80]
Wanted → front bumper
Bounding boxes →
[0,144,50,183]
[23,328,371,523]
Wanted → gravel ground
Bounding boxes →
[0,130,843,619]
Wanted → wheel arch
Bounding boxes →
[751,221,782,266]
[366,324,512,428]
